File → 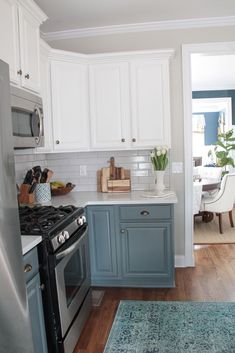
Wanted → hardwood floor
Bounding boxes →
[74,244,235,353]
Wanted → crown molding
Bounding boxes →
[48,48,175,64]
[18,0,48,24]
[41,16,235,41]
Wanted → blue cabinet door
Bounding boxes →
[120,222,174,286]
[26,273,48,353]
[87,206,118,284]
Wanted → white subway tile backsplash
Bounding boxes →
[14,149,170,191]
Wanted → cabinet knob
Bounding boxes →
[132,138,136,142]
[25,73,30,79]
[24,264,32,273]
[17,69,22,76]
[56,140,60,144]
[120,229,125,234]
[121,138,126,142]
[140,210,150,216]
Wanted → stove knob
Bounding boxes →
[77,217,84,226]
[63,230,70,240]
[57,233,65,244]
[82,215,86,223]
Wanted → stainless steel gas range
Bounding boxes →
[19,205,91,353]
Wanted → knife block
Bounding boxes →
[18,184,35,205]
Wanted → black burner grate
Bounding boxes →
[19,205,79,236]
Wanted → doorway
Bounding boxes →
[182,41,235,266]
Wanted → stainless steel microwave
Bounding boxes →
[11,86,44,149]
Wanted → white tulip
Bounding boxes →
[150,151,155,158]
[156,150,161,156]
[161,149,167,155]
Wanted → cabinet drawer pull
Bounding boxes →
[24,264,32,273]
[56,140,60,144]
[132,138,136,142]
[120,229,125,234]
[25,73,30,79]
[17,69,22,76]
[140,210,150,216]
[121,138,125,142]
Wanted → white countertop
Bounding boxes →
[50,190,178,208]
[21,235,42,256]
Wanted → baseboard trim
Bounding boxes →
[175,255,195,267]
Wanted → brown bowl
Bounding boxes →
[51,184,75,196]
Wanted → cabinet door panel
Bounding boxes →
[87,206,118,279]
[27,273,48,353]
[51,61,89,151]
[89,63,130,149]
[130,60,171,148]
[19,6,40,93]
[0,0,20,84]
[121,222,172,278]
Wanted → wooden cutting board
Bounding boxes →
[97,157,131,192]
[101,167,110,192]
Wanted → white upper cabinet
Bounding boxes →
[0,0,20,84]
[51,60,90,151]
[18,5,41,92]
[89,62,130,149]
[49,50,173,152]
[130,58,171,148]
[0,0,47,93]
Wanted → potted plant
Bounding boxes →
[214,129,235,175]
[150,146,169,192]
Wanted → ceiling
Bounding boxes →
[35,0,235,33]
[191,54,235,91]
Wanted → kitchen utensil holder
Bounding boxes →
[35,183,51,203]
[19,184,35,205]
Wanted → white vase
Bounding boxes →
[154,170,165,193]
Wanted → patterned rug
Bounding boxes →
[104,300,235,353]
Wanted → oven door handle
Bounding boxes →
[56,229,87,261]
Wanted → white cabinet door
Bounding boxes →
[0,0,20,84]
[130,59,171,148]
[18,6,40,93]
[89,62,130,149]
[51,61,90,151]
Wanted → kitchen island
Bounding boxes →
[51,190,177,288]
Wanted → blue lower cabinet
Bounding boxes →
[26,273,48,353]
[87,204,174,287]
[87,206,118,285]
[24,248,48,353]
[120,222,174,287]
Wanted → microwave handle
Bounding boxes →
[56,228,87,261]
[34,105,43,145]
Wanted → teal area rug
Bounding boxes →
[104,301,235,353]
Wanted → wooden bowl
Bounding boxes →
[51,184,75,196]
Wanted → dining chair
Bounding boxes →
[200,173,235,234]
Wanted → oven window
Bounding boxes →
[64,244,86,307]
